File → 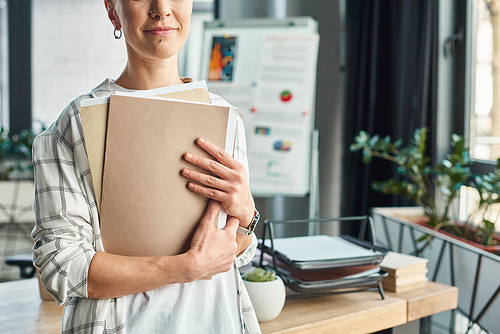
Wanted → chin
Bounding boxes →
[155,48,180,60]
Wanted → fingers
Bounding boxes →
[183,138,244,176]
[181,168,231,194]
[196,137,238,168]
[185,181,228,202]
[183,152,231,180]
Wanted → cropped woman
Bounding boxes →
[31,1,260,333]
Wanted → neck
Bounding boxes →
[114,52,184,90]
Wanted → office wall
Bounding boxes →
[219,0,343,227]
[31,1,210,127]
[32,0,126,127]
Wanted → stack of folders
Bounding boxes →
[261,235,389,293]
[79,81,238,258]
[380,252,429,292]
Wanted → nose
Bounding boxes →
[150,0,172,21]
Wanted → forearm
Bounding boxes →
[88,201,239,299]
[87,251,197,299]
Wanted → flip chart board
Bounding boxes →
[200,17,319,197]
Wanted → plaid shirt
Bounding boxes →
[31,79,260,334]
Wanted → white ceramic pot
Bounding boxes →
[243,276,286,322]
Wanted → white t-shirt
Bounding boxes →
[126,272,240,333]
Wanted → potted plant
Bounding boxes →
[349,127,500,253]
[0,127,40,281]
[0,127,38,180]
[242,267,286,322]
[350,127,500,332]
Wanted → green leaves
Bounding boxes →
[243,268,276,282]
[350,127,472,225]
[372,179,422,204]
[0,127,41,180]
[351,127,500,246]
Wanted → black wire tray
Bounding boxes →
[257,217,390,299]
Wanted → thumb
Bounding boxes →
[201,200,221,227]
[223,216,240,235]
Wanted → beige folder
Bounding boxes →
[80,86,210,212]
[99,95,237,257]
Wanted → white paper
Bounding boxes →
[264,235,376,262]
[79,80,208,108]
[248,34,320,197]
[120,80,208,97]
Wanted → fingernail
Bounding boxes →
[198,137,206,144]
[182,168,190,175]
[185,152,193,159]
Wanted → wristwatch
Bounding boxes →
[237,209,260,236]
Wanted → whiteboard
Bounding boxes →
[200,17,319,197]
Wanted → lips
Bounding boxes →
[144,27,177,36]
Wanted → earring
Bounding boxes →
[114,28,122,40]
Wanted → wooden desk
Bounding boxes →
[386,282,458,323]
[260,291,407,334]
[0,278,63,334]
[0,279,457,334]
[261,282,458,334]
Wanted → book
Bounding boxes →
[382,279,428,293]
[382,269,428,286]
[99,94,238,257]
[380,252,428,277]
[79,81,211,212]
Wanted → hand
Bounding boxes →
[187,200,239,279]
[182,137,255,226]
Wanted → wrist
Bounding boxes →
[237,208,260,236]
[177,252,201,282]
[240,209,256,228]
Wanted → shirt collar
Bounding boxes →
[90,77,194,98]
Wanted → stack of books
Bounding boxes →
[380,252,429,292]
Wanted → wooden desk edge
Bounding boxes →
[387,281,459,322]
[260,294,407,334]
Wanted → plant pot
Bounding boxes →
[0,180,35,281]
[243,276,286,322]
[372,207,500,332]
[414,220,500,253]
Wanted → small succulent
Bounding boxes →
[243,268,276,282]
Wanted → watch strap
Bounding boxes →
[237,209,260,236]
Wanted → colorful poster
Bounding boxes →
[208,36,237,81]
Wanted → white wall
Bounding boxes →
[31,1,212,128]
[32,0,127,127]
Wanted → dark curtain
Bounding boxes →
[342,0,439,218]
